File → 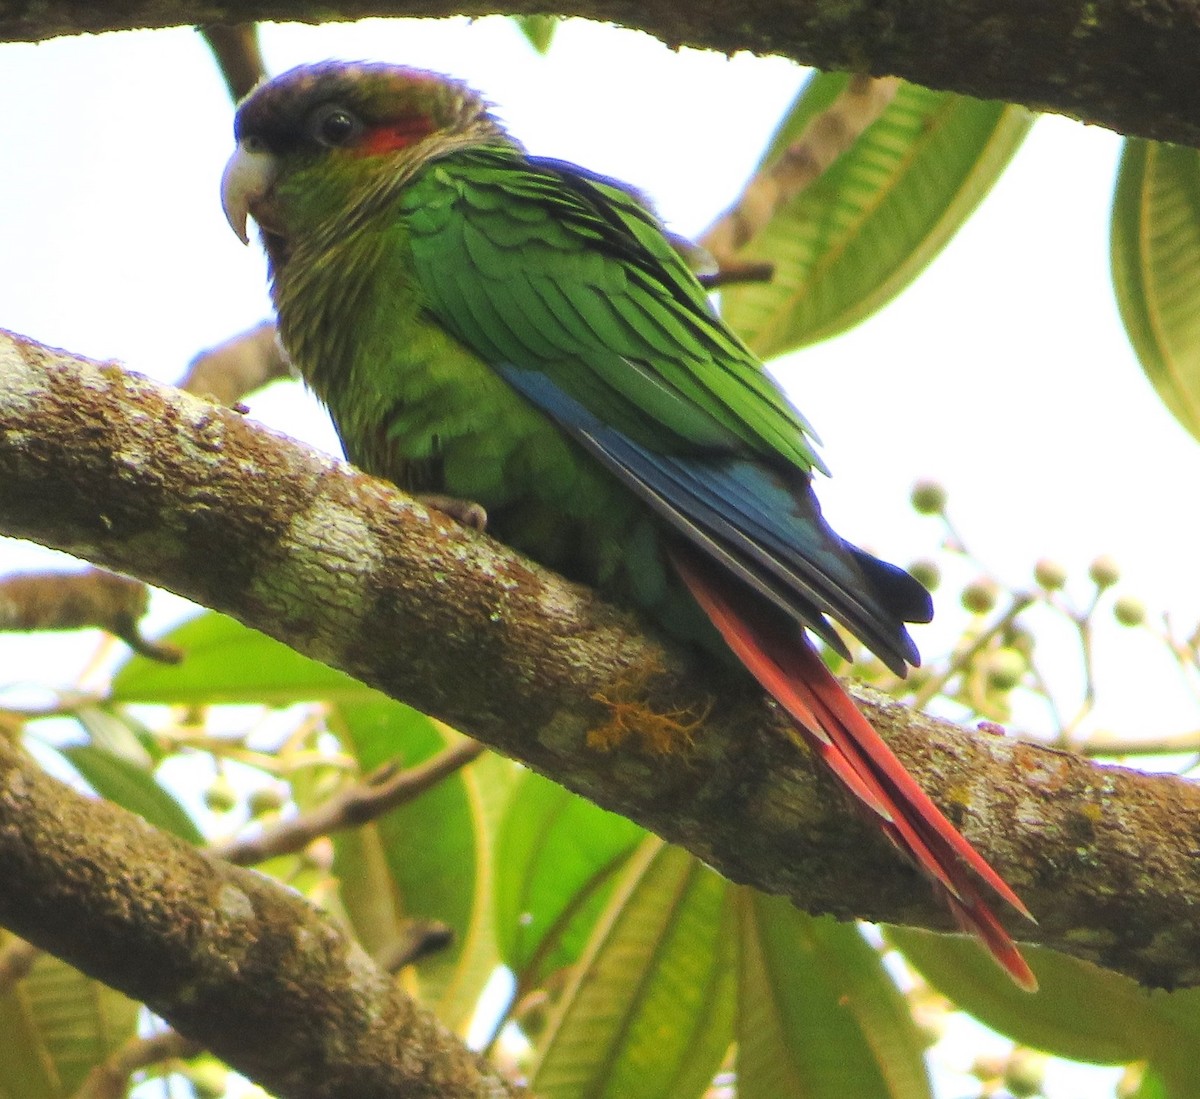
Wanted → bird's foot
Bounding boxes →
[418,493,488,532]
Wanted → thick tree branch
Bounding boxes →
[3,3,1200,149]
[1,329,1199,990]
[0,735,520,1099]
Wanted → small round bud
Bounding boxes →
[985,647,1026,691]
[1089,555,1120,589]
[1113,595,1146,627]
[1033,558,1068,591]
[1004,625,1035,659]
[1004,1048,1047,1097]
[203,774,237,814]
[910,480,948,515]
[248,785,286,818]
[961,578,999,615]
[907,559,940,592]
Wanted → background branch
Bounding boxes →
[199,22,267,102]
[178,320,290,407]
[74,1031,203,1099]
[0,732,520,1099]
[211,738,486,864]
[2,1,1199,148]
[1,328,1198,988]
[0,568,180,662]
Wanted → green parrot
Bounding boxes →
[221,61,1034,988]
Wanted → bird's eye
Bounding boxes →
[309,103,363,148]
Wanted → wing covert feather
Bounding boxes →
[401,147,822,467]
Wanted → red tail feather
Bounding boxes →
[671,549,1036,991]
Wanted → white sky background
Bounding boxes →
[0,14,1188,1094]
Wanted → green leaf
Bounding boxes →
[1155,1055,1200,1099]
[513,13,558,53]
[111,611,374,705]
[495,770,645,983]
[328,699,500,1026]
[431,749,517,1030]
[530,840,734,1099]
[888,929,1166,1065]
[72,705,154,768]
[737,895,930,1099]
[1112,138,1200,442]
[0,939,140,1099]
[60,744,204,844]
[1130,1066,1170,1099]
[894,929,1200,1095]
[719,73,1032,359]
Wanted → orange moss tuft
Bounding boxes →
[589,656,712,756]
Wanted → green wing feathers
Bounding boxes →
[401,148,826,472]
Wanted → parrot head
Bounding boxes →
[221,62,506,253]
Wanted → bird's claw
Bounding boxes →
[418,493,488,532]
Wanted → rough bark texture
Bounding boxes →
[0,734,518,1099]
[2,1,1199,148]
[2,329,1200,990]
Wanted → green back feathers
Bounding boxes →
[401,147,827,474]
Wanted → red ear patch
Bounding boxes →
[358,116,434,156]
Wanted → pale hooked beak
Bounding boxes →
[221,140,279,245]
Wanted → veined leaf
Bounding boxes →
[433,749,517,1031]
[891,928,1200,1096]
[1112,138,1200,442]
[0,938,140,1099]
[60,744,203,845]
[530,840,734,1099]
[72,705,155,768]
[327,699,505,1027]
[888,929,1162,1065]
[737,894,930,1099]
[719,73,1032,359]
[494,770,644,984]
[110,611,375,705]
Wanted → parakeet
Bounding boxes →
[221,62,1035,988]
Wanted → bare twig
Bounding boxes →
[909,592,1035,711]
[376,919,456,971]
[696,260,776,289]
[200,23,267,102]
[179,320,290,406]
[212,738,485,865]
[73,1031,203,1099]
